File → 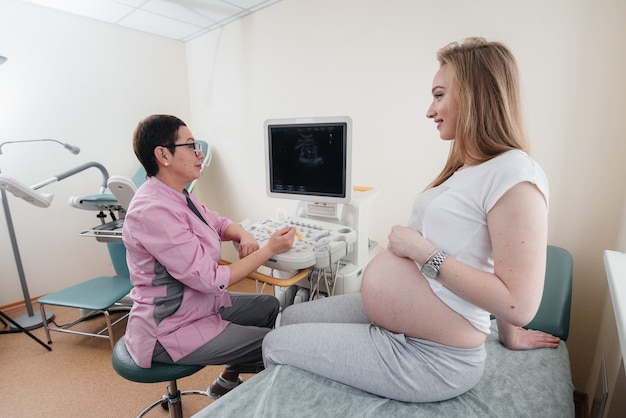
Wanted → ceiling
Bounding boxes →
[17,0,282,42]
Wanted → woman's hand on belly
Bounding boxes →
[360,249,486,348]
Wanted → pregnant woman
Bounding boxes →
[262,37,560,402]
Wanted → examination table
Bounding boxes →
[193,245,575,417]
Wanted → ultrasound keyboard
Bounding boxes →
[242,217,357,271]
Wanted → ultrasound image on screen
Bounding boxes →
[268,123,347,199]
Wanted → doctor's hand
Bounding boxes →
[266,227,296,255]
[237,231,260,259]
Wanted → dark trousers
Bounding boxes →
[153,292,279,371]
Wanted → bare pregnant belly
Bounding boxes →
[360,250,485,348]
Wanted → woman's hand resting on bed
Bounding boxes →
[496,318,561,350]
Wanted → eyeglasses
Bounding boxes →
[167,142,202,156]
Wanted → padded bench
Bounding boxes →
[37,275,132,349]
[37,241,132,349]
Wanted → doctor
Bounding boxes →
[122,114,295,398]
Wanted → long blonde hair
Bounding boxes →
[428,37,528,189]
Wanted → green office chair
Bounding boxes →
[112,336,210,418]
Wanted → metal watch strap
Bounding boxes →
[423,250,447,278]
[430,250,447,270]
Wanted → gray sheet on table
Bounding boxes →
[193,321,574,417]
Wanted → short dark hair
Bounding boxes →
[133,114,187,176]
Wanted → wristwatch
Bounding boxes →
[421,250,448,279]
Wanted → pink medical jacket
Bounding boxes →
[122,176,233,368]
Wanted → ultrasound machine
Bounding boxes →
[245,116,380,307]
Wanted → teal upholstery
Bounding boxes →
[36,241,133,349]
[112,336,209,418]
[107,240,129,278]
[37,275,131,312]
[525,245,573,341]
[112,336,204,384]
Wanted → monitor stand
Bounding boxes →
[297,188,380,269]
[275,188,381,300]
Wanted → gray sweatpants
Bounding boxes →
[262,293,486,402]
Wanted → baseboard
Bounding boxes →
[0,296,42,312]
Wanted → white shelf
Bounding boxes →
[604,250,626,365]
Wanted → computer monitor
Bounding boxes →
[264,116,352,216]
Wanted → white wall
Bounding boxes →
[185,0,626,402]
[2,0,626,406]
[0,0,190,302]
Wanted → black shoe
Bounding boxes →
[235,361,265,374]
[208,376,243,399]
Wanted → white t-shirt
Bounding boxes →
[407,150,549,334]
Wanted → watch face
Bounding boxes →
[421,264,437,279]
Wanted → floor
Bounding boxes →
[0,278,263,417]
[1,277,586,417]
